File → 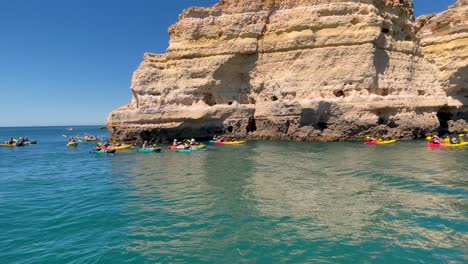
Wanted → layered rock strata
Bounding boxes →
[108,0,467,142]
[417,0,468,132]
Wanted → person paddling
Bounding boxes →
[142,140,149,149]
[450,136,459,144]
[430,134,441,144]
[102,140,111,149]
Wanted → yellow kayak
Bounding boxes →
[67,142,78,147]
[216,141,246,145]
[0,144,16,147]
[106,144,132,151]
[364,140,397,145]
[444,142,468,147]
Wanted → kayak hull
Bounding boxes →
[106,145,132,151]
[167,145,185,150]
[427,142,468,148]
[96,149,116,154]
[364,140,397,145]
[67,143,78,147]
[216,141,246,145]
[168,144,205,150]
[0,144,16,147]
[138,148,162,153]
[176,147,206,153]
[209,140,220,144]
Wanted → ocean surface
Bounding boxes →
[0,126,467,263]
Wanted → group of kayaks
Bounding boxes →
[64,138,247,155]
[425,136,468,148]
[363,135,468,148]
[0,140,38,148]
[165,140,246,153]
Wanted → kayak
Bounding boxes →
[23,141,37,145]
[138,147,162,153]
[427,143,444,148]
[168,144,206,150]
[215,141,246,145]
[85,138,100,142]
[67,142,78,147]
[96,149,116,154]
[106,145,132,151]
[167,145,185,150]
[0,144,16,147]
[176,147,206,153]
[427,142,468,148]
[209,140,220,144]
[364,140,397,145]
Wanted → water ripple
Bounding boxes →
[0,128,467,263]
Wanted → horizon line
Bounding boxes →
[0,124,106,128]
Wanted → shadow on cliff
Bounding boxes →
[448,65,468,97]
[202,54,258,106]
[299,102,332,132]
[372,34,390,96]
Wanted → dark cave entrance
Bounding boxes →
[436,106,453,134]
[246,117,257,133]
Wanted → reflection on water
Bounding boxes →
[112,141,468,262]
[6,127,465,262]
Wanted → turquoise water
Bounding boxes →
[0,126,467,263]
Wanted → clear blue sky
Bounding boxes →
[0,0,457,126]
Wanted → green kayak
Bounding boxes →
[96,149,116,154]
[176,147,206,153]
[138,147,162,153]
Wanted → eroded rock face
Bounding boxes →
[108,0,467,142]
[417,0,468,133]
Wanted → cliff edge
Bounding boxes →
[108,0,467,142]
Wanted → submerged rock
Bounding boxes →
[108,0,468,142]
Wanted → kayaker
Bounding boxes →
[369,137,377,142]
[430,134,441,144]
[184,142,191,149]
[102,140,111,149]
[173,139,178,146]
[96,143,102,151]
[450,137,459,144]
[7,138,15,144]
[69,137,76,143]
[190,138,199,146]
[142,141,149,149]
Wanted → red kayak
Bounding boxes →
[427,143,444,148]
[167,145,185,150]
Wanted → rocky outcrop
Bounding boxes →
[108,0,467,142]
[417,0,468,133]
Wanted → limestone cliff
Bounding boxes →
[417,0,468,132]
[108,0,467,142]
